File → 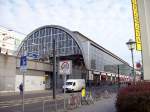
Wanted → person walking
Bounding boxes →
[19,83,23,95]
[81,86,86,105]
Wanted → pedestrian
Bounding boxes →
[19,83,23,95]
[128,82,131,86]
[81,86,86,105]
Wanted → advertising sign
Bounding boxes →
[131,0,142,51]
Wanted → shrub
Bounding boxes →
[116,82,150,112]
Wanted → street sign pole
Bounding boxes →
[20,55,27,112]
[59,60,72,111]
[22,72,25,112]
[63,75,66,110]
[52,38,56,100]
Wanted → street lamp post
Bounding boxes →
[126,39,136,83]
[117,65,120,89]
[32,40,56,100]
[52,38,56,99]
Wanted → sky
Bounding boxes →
[0,0,141,66]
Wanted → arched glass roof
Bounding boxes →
[17,25,87,65]
[17,25,131,75]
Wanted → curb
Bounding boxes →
[0,90,51,96]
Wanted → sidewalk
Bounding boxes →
[0,90,51,96]
[69,93,116,112]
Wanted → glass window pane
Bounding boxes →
[46,28,51,35]
[52,28,57,34]
[40,28,45,36]
[34,31,39,38]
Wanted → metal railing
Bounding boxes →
[67,93,81,110]
[11,85,120,112]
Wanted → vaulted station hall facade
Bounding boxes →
[17,25,132,89]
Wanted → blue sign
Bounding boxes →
[32,53,39,59]
[27,52,39,59]
[20,56,27,72]
[20,56,27,66]
[27,52,33,57]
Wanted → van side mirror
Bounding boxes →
[73,82,75,86]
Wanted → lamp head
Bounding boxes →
[126,39,136,50]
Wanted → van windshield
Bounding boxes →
[66,82,73,85]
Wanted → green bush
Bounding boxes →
[116,82,150,112]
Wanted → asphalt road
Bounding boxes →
[0,85,118,112]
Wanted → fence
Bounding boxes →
[67,93,81,110]
[12,85,119,112]
[42,99,64,112]
[41,93,81,112]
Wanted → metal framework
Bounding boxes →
[17,25,86,65]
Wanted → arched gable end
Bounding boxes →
[17,25,88,69]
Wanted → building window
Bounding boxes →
[40,28,45,36]
[46,28,51,35]
[34,31,39,38]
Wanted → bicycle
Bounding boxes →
[86,94,94,104]
[67,93,81,109]
[81,93,94,105]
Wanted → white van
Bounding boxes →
[62,79,85,92]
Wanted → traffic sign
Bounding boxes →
[59,60,72,75]
[20,55,27,72]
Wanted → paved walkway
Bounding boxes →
[69,93,116,112]
[0,89,64,97]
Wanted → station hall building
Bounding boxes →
[0,25,133,92]
[16,25,132,90]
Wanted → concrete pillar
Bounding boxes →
[137,0,150,80]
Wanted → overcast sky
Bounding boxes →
[0,0,141,65]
